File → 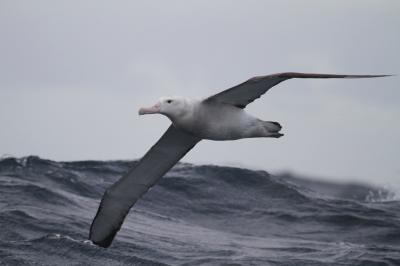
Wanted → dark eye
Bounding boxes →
[167,100,173,104]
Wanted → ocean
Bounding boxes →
[0,156,399,266]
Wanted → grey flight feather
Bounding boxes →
[89,125,201,247]
[206,72,391,109]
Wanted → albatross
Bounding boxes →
[89,72,389,247]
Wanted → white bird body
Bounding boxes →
[90,72,390,248]
[167,98,276,140]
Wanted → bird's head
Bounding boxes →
[139,96,188,119]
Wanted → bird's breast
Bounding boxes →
[173,103,256,140]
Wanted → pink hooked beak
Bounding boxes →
[138,102,161,115]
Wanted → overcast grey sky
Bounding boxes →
[0,1,399,186]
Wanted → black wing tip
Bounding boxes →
[89,233,115,248]
[89,216,119,248]
[88,192,123,248]
[343,74,394,78]
[251,72,394,80]
[277,72,394,78]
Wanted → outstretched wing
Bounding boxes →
[89,125,201,247]
[206,72,390,109]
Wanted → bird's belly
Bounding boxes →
[195,121,245,140]
[176,109,256,140]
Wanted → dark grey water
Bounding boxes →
[0,156,399,266]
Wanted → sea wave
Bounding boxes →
[0,156,399,265]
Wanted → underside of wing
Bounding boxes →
[206,72,390,109]
[89,125,201,247]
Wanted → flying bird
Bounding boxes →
[89,72,389,247]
